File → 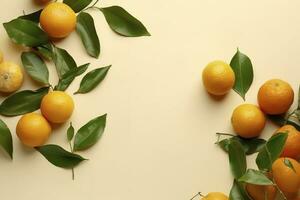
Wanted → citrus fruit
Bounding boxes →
[41,91,74,123]
[0,51,3,63]
[258,79,294,115]
[274,125,300,159]
[246,184,276,200]
[0,61,23,93]
[231,104,266,138]
[202,60,235,96]
[16,113,52,147]
[40,2,76,38]
[272,157,300,193]
[201,192,229,200]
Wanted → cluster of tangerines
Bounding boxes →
[200,60,300,200]
[0,0,79,147]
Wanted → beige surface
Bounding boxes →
[0,0,300,199]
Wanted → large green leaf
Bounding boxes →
[0,119,13,159]
[35,144,86,169]
[238,169,273,185]
[75,65,111,94]
[229,180,251,200]
[230,49,254,100]
[218,136,266,155]
[21,51,49,85]
[256,133,288,171]
[53,47,77,78]
[63,0,92,13]
[55,63,89,91]
[74,114,107,151]
[100,6,150,37]
[0,87,49,116]
[77,12,100,58]
[228,139,247,179]
[3,18,48,47]
[35,43,53,60]
[18,9,42,23]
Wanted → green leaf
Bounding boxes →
[21,51,49,85]
[76,12,100,58]
[67,122,75,142]
[230,49,254,100]
[53,47,77,78]
[63,0,92,13]
[0,119,13,159]
[284,158,296,173]
[228,139,247,179]
[35,43,53,60]
[238,169,273,185]
[256,133,288,171]
[0,87,49,117]
[3,18,48,47]
[229,180,251,200]
[75,65,111,94]
[18,9,42,23]
[35,144,86,169]
[55,63,89,91]
[100,6,150,37]
[218,136,266,155]
[74,114,107,151]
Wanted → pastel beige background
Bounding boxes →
[0,0,300,199]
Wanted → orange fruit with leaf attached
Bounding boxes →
[41,91,74,123]
[272,157,300,193]
[202,60,235,96]
[0,61,23,93]
[16,113,51,147]
[246,184,276,200]
[231,104,266,138]
[201,192,229,200]
[258,79,294,115]
[274,125,300,159]
[40,2,76,38]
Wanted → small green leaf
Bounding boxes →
[3,18,48,47]
[75,65,111,94]
[218,136,266,155]
[77,12,100,58]
[100,6,150,37]
[55,63,89,91]
[228,139,247,179]
[53,47,77,78]
[230,49,254,100]
[238,169,273,185]
[256,133,288,171]
[35,144,86,169]
[284,158,296,173]
[0,119,13,159]
[35,43,53,60]
[74,114,107,151]
[0,87,49,117]
[229,180,251,200]
[21,51,49,85]
[67,123,75,142]
[18,9,42,23]
[63,0,92,13]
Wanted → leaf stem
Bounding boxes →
[69,141,75,180]
[190,192,203,200]
[82,0,100,11]
[216,132,235,137]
